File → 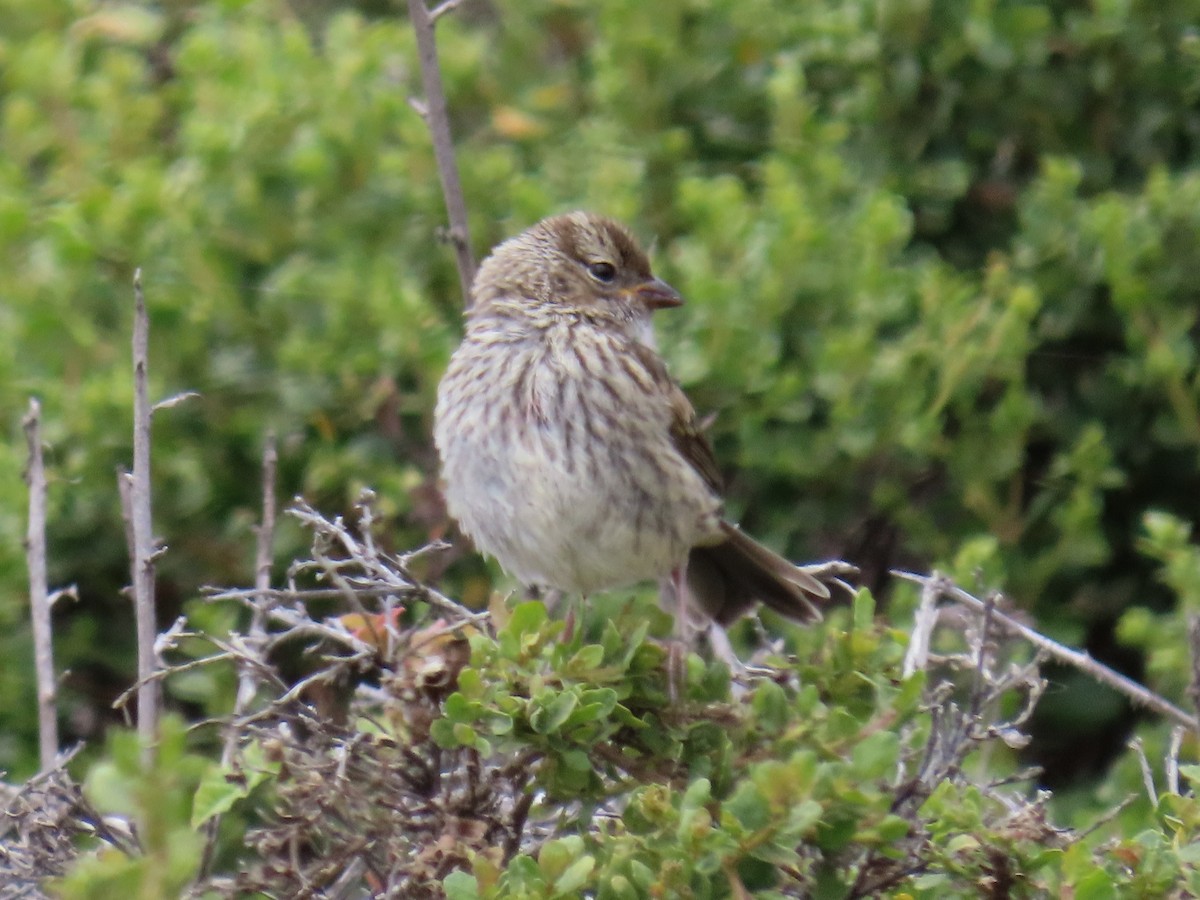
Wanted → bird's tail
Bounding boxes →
[687,521,829,626]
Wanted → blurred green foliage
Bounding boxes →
[4,0,1200,887]
[54,714,210,899]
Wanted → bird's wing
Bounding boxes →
[630,343,725,496]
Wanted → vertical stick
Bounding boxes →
[1187,615,1200,730]
[200,433,279,881]
[254,433,279,601]
[23,398,59,772]
[407,0,476,304]
[131,269,159,758]
[230,433,279,742]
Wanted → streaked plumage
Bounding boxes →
[434,211,828,626]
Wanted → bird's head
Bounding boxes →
[470,212,682,334]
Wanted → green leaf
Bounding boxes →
[191,764,248,828]
[751,680,789,733]
[531,691,579,735]
[430,718,459,749]
[1070,870,1119,900]
[506,601,549,638]
[565,643,605,674]
[850,731,899,779]
[552,856,595,895]
[852,589,876,632]
[443,870,480,900]
[725,781,769,831]
[681,777,712,814]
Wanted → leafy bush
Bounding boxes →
[5,0,1200,894]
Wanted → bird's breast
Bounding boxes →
[434,324,720,594]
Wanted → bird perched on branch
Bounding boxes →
[434,211,831,639]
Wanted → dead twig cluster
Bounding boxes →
[849,575,1065,898]
[181,496,532,898]
[0,751,135,898]
[206,709,527,899]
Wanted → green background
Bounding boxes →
[3,0,1200,812]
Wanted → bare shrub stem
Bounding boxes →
[893,570,1198,731]
[23,398,59,771]
[130,269,159,757]
[407,0,476,303]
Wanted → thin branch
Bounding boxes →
[1128,737,1158,806]
[153,391,200,414]
[1075,795,1135,841]
[429,0,466,22]
[205,585,411,603]
[230,433,279,733]
[255,435,279,597]
[131,268,159,758]
[23,398,59,772]
[1167,725,1185,796]
[892,571,1198,732]
[113,651,238,714]
[902,574,941,678]
[117,471,136,585]
[406,0,476,303]
[1187,615,1200,726]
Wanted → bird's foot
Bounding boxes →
[797,559,860,597]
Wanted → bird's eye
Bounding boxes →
[587,261,617,283]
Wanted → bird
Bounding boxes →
[433,211,830,641]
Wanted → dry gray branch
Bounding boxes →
[229,433,278,743]
[152,391,200,414]
[1128,737,1158,806]
[429,0,466,22]
[892,570,1198,731]
[0,750,136,893]
[23,398,59,772]
[1167,724,1186,796]
[848,572,1072,898]
[175,498,544,897]
[902,572,941,678]
[406,0,476,302]
[130,269,159,757]
[1187,615,1200,727]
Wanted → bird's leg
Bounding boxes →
[666,565,691,701]
[525,584,566,611]
[562,593,580,643]
[540,587,566,614]
[708,619,781,699]
[707,623,745,677]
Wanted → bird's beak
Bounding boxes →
[634,277,683,310]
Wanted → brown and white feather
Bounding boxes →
[434,212,828,625]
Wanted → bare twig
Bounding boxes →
[1167,725,1186,796]
[285,498,475,620]
[230,434,279,737]
[198,434,283,885]
[856,578,1057,898]
[902,574,941,678]
[1187,615,1200,726]
[429,0,466,22]
[113,651,238,714]
[117,470,136,586]
[153,391,200,414]
[23,398,59,772]
[0,748,140,885]
[1128,737,1158,806]
[406,0,476,302]
[1075,795,1135,841]
[131,268,159,758]
[892,571,1198,731]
